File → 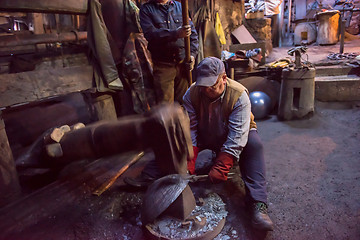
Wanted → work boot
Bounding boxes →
[250,202,274,231]
[124,174,156,188]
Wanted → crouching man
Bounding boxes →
[183,57,274,231]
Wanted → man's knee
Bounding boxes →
[246,131,264,152]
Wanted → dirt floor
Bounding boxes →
[256,100,360,239]
[1,100,358,240]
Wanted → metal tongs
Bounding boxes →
[186,172,236,182]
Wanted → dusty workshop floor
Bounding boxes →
[257,101,360,240]
[0,100,359,240]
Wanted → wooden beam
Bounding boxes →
[0,0,88,14]
[0,32,87,47]
[31,13,45,34]
[0,65,93,108]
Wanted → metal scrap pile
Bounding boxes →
[327,52,359,60]
[147,193,227,239]
[327,52,360,66]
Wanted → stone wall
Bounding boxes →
[244,17,272,54]
[214,0,244,49]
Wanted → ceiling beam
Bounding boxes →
[0,0,88,14]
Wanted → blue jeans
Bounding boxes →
[239,130,268,204]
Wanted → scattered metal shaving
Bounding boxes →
[327,52,359,60]
[147,193,227,239]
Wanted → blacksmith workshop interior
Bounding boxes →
[0,0,359,239]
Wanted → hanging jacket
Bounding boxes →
[87,0,142,92]
[87,0,123,92]
[122,32,157,113]
[192,0,221,64]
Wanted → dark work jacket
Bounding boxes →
[87,0,141,92]
[139,0,199,63]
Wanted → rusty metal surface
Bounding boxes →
[141,174,190,225]
[162,185,196,222]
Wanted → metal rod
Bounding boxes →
[287,0,292,36]
[278,1,285,47]
[92,151,145,196]
[0,31,87,47]
[340,19,345,54]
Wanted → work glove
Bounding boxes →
[187,146,199,175]
[208,152,235,183]
[184,55,195,72]
[176,24,191,38]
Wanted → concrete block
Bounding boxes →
[294,22,317,45]
[278,68,316,120]
[315,75,360,101]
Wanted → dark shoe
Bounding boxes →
[124,174,156,188]
[250,202,274,231]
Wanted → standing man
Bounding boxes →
[183,57,274,231]
[140,0,199,104]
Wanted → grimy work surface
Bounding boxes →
[0,101,359,239]
[266,34,360,65]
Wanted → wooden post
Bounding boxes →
[83,92,118,122]
[181,0,192,85]
[0,111,21,208]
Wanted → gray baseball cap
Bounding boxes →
[195,57,225,87]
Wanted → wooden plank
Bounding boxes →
[31,13,45,34]
[0,116,21,208]
[231,25,257,44]
[0,0,88,14]
[0,150,147,239]
[0,65,94,108]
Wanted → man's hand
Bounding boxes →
[208,152,235,183]
[184,55,195,72]
[176,24,191,38]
